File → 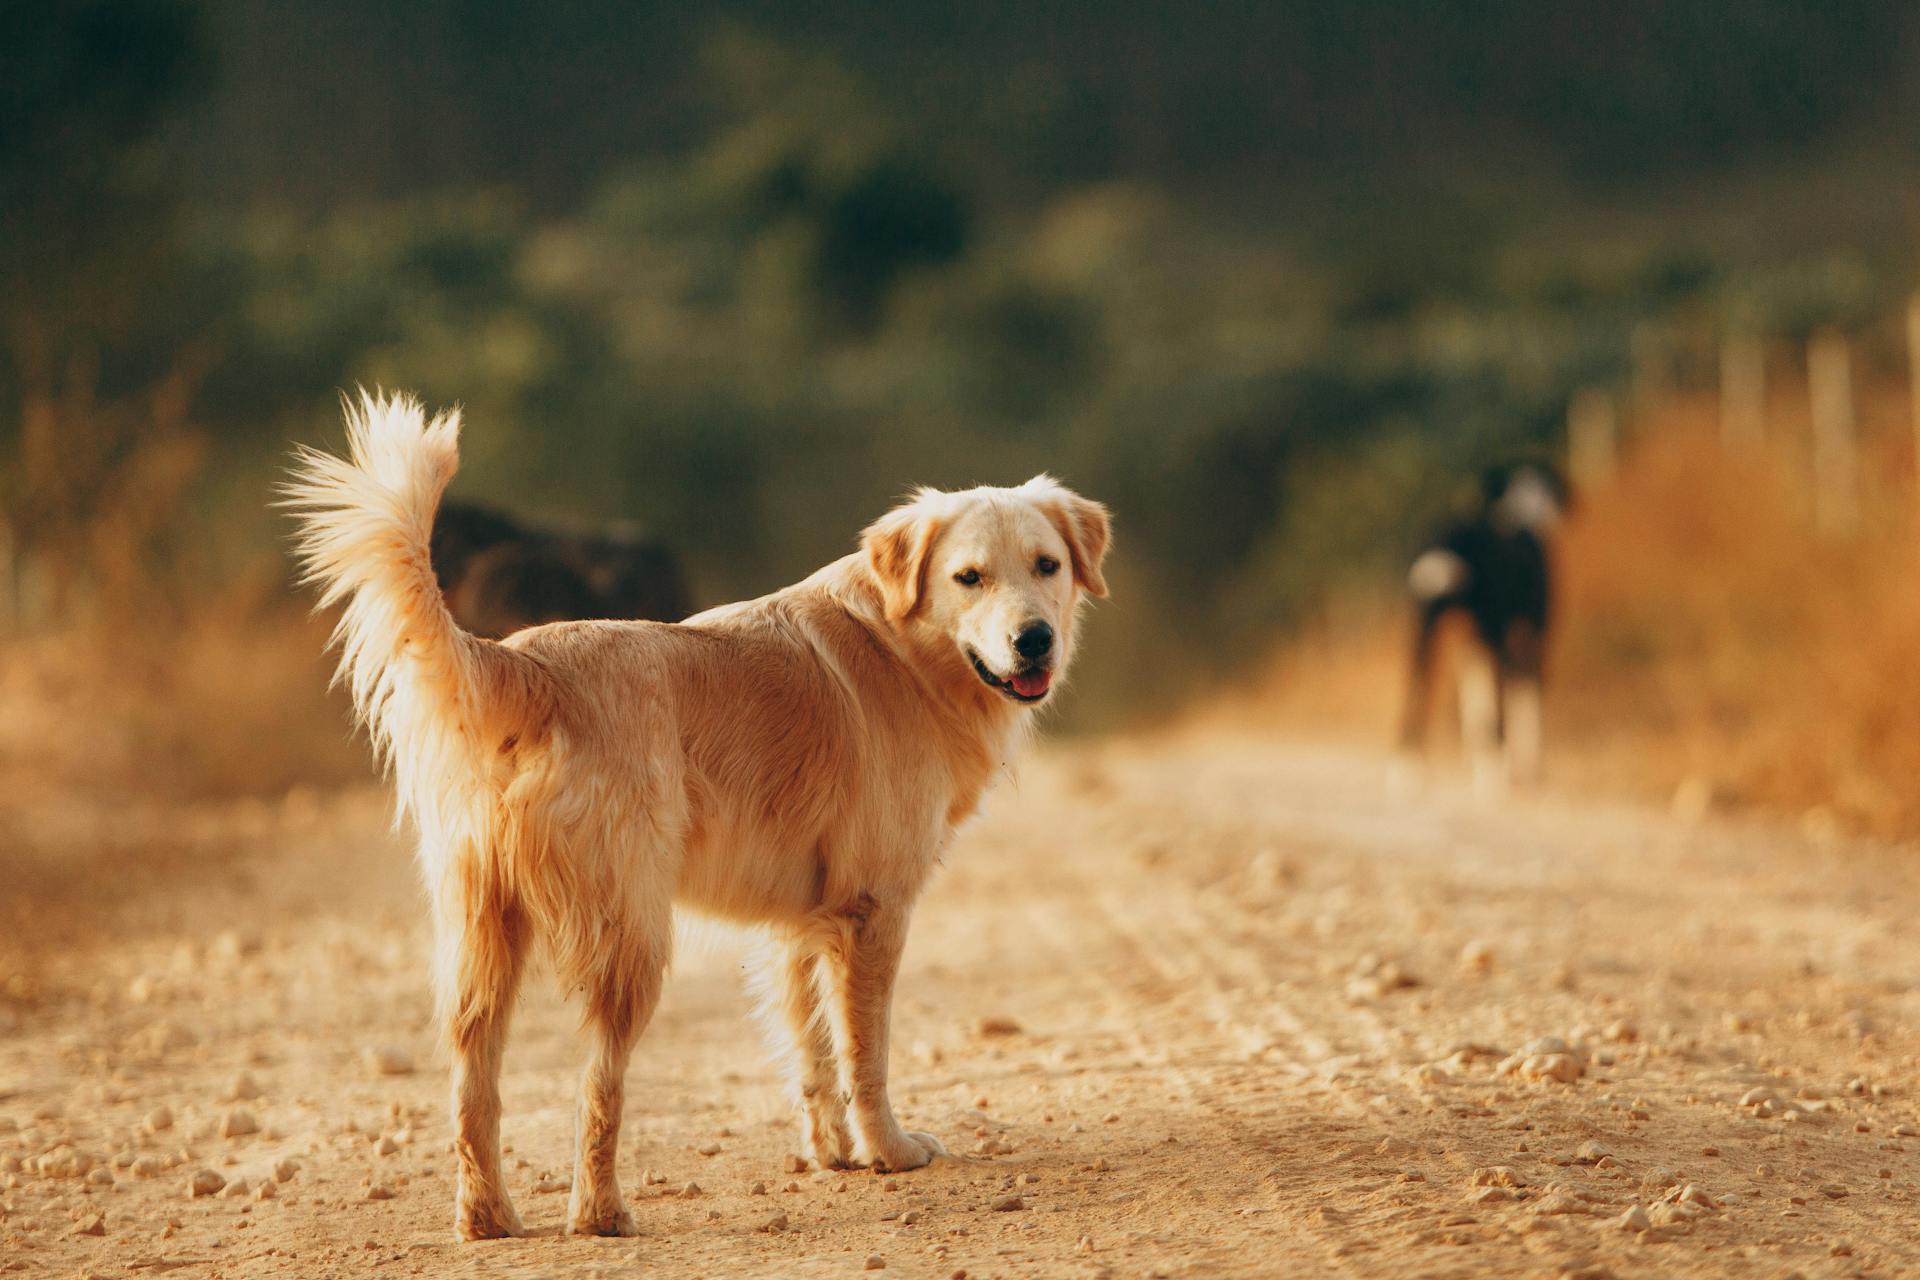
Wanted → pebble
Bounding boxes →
[363,1046,414,1077]
[210,929,260,965]
[1819,1184,1849,1199]
[974,1016,1023,1037]
[364,1183,395,1200]
[1472,1166,1525,1188]
[134,1022,195,1056]
[1520,1054,1582,1084]
[71,1212,106,1237]
[375,1134,400,1156]
[901,1209,922,1225]
[696,1142,721,1156]
[1617,1205,1650,1232]
[749,1181,768,1195]
[225,1072,263,1102]
[1530,1193,1587,1216]
[1457,939,1494,972]
[255,1179,277,1201]
[188,1169,226,1198]
[219,1109,259,1139]
[865,1254,887,1270]
[758,1212,788,1233]
[130,1156,164,1179]
[681,1182,702,1198]
[220,1177,251,1199]
[273,1159,299,1183]
[1573,1142,1609,1165]
[144,1106,174,1134]
[990,1195,1025,1212]
[1465,1187,1512,1205]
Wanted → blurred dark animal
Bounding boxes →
[430,501,691,638]
[1400,462,1568,788]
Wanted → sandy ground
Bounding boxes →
[4,733,1920,1279]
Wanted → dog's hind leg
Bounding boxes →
[556,882,668,1243]
[1400,603,1443,753]
[1501,622,1546,787]
[753,937,854,1170]
[822,895,944,1173]
[444,891,531,1241]
[1457,645,1505,796]
[1504,675,1543,786]
[564,910,667,1237]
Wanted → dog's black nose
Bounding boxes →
[1013,621,1054,660]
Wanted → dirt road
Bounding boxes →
[4,733,1919,1278]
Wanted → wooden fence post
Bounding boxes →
[1629,323,1666,423]
[1719,333,1765,450]
[1808,330,1858,536]
[1568,388,1617,487]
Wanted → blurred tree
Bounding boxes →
[0,0,212,623]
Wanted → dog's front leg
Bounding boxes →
[758,941,855,1169]
[825,896,945,1173]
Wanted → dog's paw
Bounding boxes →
[455,1198,527,1241]
[565,1202,638,1238]
[804,1108,856,1170]
[864,1128,946,1174]
[566,1177,638,1237]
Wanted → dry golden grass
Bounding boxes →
[0,579,366,809]
[1215,394,1920,836]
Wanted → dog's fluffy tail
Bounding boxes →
[283,390,534,831]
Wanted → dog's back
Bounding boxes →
[431,501,692,639]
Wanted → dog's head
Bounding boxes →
[1481,461,1569,534]
[862,476,1111,707]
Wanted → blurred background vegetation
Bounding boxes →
[7,0,1920,822]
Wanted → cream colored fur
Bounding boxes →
[283,391,1110,1240]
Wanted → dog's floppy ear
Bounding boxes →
[862,495,943,621]
[1025,476,1111,598]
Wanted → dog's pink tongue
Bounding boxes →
[1011,668,1052,699]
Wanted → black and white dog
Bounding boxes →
[1400,462,1568,788]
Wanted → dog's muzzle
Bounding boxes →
[966,647,1053,703]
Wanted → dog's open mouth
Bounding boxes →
[966,648,1053,703]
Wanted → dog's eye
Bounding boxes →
[953,568,982,587]
[1035,555,1060,577]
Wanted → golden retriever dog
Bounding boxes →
[283,392,1110,1240]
